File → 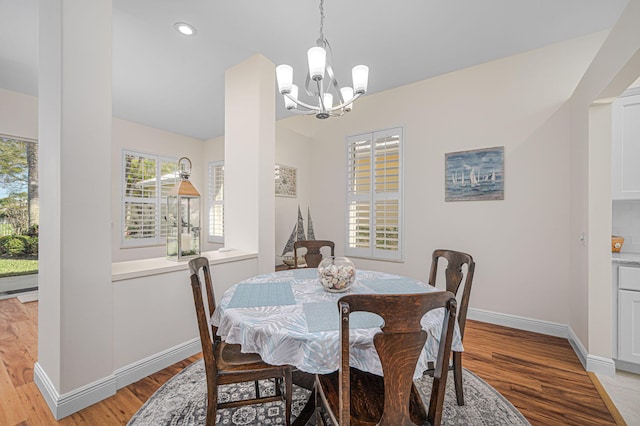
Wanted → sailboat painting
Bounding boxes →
[445,146,504,201]
[281,206,316,266]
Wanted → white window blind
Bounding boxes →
[122,150,178,247]
[208,161,224,243]
[346,128,402,260]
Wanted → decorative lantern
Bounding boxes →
[167,157,201,261]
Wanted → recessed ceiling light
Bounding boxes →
[174,22,197,36]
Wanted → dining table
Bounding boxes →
[210,267,464,424]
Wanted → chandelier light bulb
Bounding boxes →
[352,65,369,94]
[323,93,333,109]
[307,46,327,81]
[284,84,299,110]
[276,64,293,94]
[340,87,354,111]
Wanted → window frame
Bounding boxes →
[207,160,224,244]
[345,127,404,261]
[120,149,178,248]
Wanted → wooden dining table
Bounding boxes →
[210,268,463,424]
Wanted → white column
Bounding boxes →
[36,0,113,418]
[224,54,276,273]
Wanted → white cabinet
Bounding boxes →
[619,289,640,364]
[612,89,640,200]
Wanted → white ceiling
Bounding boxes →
[0,0,630,140]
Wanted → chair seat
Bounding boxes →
[317,368,427,426]
[216,341,276,371]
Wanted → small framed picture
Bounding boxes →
[275,164,297,197]
[445,147,504,201]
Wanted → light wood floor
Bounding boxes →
[0,298,617,425]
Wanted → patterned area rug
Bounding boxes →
[128,360,530,425]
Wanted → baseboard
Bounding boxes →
[34,362,117,420]
[34,338,201,419]
[467,307,567,338]
[114,338,201,389]
[469,308,616,377]
[566,326,616,377]
[566,325,588,369]
[615,358,640,374]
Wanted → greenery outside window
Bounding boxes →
[122,150,177,247]
[208,161,224,243]
[345,127,403,261]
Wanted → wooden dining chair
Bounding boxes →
[427,249,475,406]
[315,291,458,426]
[293,240,335,268]
[188,257,293,426]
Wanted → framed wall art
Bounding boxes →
[445,146,504,201]
[275,164,297,197]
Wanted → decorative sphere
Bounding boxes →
[317,257,356,292]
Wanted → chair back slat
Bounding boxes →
[293,240,335,268]
[428,249,474,338]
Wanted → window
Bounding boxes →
[122,150,178,247]
[345,127,403,260]
[208,161,224,243]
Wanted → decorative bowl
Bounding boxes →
[612,235,625,253]
[317,256,356,292]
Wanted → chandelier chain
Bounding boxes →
[319,0,325,43]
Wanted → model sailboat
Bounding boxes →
[281,206,316,265]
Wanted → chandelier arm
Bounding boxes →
[325,63,344,105]
[283,108,319,116]
[282,92,323,112]
[304,72,316,97]
[317,79,327,112]
[327,92,363,112]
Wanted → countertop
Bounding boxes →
[612,252,640,265]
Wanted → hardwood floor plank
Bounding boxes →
[463,320,616,426]
[16,382,58,426]
[0,299,619,425]
[0,385,28,425]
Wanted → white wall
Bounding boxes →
[111,118,205,262]
[280,32,607,325]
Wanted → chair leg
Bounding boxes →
[206,388,217,426]
[255,380,261,398]
[314,380,324,425]
[453,351,464,406]
[284,369,292,426]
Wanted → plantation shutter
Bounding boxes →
[373,130,401,258]
[122,150,177,247]
[345,128,402,260]
[208,161,224,243]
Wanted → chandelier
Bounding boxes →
[275,0,369,119]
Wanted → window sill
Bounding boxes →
[112,250,258,282]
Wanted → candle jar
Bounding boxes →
[317,256,356,292]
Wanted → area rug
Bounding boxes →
[128,360,530,425]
